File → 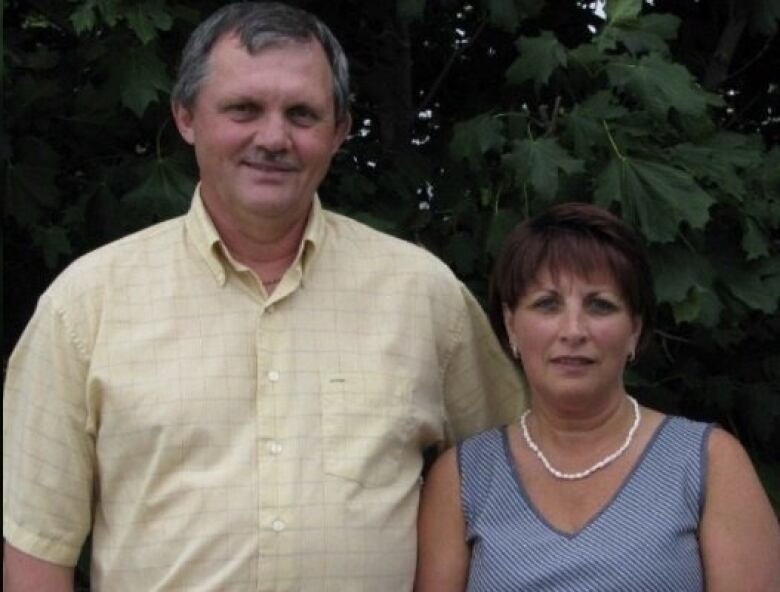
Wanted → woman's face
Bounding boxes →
[504,266,642,409]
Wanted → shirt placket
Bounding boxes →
[256,298,286,588]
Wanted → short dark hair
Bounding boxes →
[489,202,656,356]
[171,2,350,121]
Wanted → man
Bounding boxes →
[3,3,523,590]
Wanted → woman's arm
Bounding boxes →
[3,543,75,592]
[415,447,470,592]
[700,428,780,591]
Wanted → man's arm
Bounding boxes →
[3,543,74,592]
[441,284,525,442]
[3,292,95,576]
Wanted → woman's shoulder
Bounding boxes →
[458,426,508,466]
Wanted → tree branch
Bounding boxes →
[723,33,776,84]
[702,0,748,91]
[417,19,488,112]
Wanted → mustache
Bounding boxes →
[242,153,299,171]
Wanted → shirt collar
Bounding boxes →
[184,185,326,287]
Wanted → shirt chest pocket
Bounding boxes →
[321,372,413,487]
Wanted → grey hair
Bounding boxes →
[171,2,350,121]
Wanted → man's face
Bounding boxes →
[173,35,350,229]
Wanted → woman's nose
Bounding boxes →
[558,306,587,342]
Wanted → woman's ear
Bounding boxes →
[503,304,518,358]
[629,315,643,358]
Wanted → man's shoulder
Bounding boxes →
[322,209,457,279]
[46,215,187,302]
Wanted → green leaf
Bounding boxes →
[569,42,605,70]
[397,0,425,21]
[503,137,584,198]
[11,75,61,116]
[607,54,723,119]
[742,218,770,260]
[124,1,173,44]
[350,212,399,235]
[506,31,567,90]
[113,46,170,117]
[34,226,73,269]
[70,0,98,34]
[337,172,377,198]
[450,114,505,170]
[651,246,712,303]
[745,384,780,445]
[760,146,780,201]
[5,137,61,227]
[564,91,628,157]
[602,14,681,55]
[445,232,479,275]
[96,0,121,26]
[594,157,714,243]
[486,209,520,257]
[720,263,779,314]
[668,144,743,199]
[651,244,722,325]
[606,0,642,24]
[670,287,701,324]
[122,157,194,220]
[487,0,519,32]
[702,131,764,168]
[749,0,780,35]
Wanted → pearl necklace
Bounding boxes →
[520,396,641,480]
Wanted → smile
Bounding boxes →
[242,160,298,173]
[550,356,594,366]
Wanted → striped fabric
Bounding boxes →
[458,416,712,591]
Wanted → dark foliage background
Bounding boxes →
[4,0,779,584]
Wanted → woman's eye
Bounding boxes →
[589,298,618,313]
[532,297,559,311]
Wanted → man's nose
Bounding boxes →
[253,113,291,153]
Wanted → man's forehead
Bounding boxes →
[217,30,320,58]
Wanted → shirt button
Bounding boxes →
[272,519,285,532]
[268,370,280,382]
[269,441,283,455]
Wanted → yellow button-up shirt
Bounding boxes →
[3,189,524,591]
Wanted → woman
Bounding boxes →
[415,203,780,591]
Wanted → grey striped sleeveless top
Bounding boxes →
[458,416,713,591]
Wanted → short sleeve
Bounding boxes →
[3,292,95,566]
[442,284,525,443]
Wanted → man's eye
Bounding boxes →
[288,107,318,124]
[228,104,258,117]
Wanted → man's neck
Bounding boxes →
[205,202,311,285]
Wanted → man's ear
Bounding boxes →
[171,101,196,146]
[332,112,352,153]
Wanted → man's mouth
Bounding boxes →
[242,159,298,173]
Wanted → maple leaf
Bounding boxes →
[113,46,170,117]
[607,53,723,118]
[506,31,567,90]
[594,156,714,243]
[503,137,584,198]
[450,114,506,170]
